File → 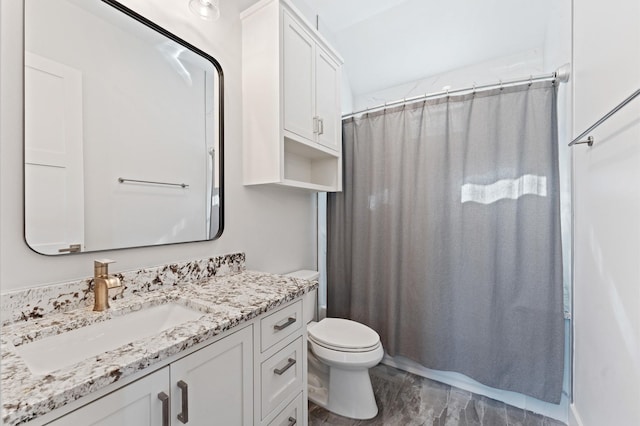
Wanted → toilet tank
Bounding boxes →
[285,270,319,324]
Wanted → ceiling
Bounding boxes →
[237,0,556,99]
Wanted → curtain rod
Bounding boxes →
[342,66,570,120]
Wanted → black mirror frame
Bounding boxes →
[23,0,225,255]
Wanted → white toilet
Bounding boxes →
[286,270,384,420]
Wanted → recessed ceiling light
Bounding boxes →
[189,0,220,21]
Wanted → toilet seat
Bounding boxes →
[308,318,380,353]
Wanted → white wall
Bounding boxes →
[351,48,544,111]
[571,0,640,425]
[0,0,317,292]
[327,0,556,105]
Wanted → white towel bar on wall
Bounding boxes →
[569,88,640,147]
[117,177,189,188]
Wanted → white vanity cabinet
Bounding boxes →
[242,0,343,192]
[40,299,309,426]
[47,325,254,426]
[255,300,307,426]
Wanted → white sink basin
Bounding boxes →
[16,303,203,376]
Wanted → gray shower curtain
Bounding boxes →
[327,83,564,403]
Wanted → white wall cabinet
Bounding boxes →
[242,0,343,192]
[282,13,315,144]
[313,48,341,152]
[47,325,253,426]
[282,12,340,152]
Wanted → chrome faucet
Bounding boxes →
[93,259,122,312]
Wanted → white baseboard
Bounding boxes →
[569,404,584,426]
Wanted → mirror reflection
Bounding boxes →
[24,0,224,255]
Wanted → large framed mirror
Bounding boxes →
[24,0,224,255]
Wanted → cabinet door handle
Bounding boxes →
[318,118,324,135]
[274,357,296,375]
[177,380,189,423]
[157,392,169,426]
[287,416,297,426]
[273,316,296,331]
[313,116,319,134]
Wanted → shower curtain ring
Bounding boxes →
[472,83,476,95]
[499,80,503,90]
[528,75,533,87]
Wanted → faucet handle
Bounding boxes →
[94,259,116,277]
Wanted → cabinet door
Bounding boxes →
[315,48,341,151]
[48,367,170,426]
[170,325,253,426]
[283,11,316,142]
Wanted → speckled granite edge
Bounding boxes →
[0,252,245,326]
[1,270,318,426]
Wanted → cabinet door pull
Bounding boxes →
[318,118,324,135]
[158,392,169,426]
[313,116,319,134]
[274,357,296,375]
[287,416,297,426]
[177,380,189,423]
[273,316,296,331]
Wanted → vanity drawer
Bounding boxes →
[261,300,303,352]
[267,391,304,426]
[261,337,304,419]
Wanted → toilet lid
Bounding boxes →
[308,318,380,351]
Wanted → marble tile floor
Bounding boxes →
[308,364,567,426]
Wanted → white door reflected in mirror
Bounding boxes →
[25,53,85,254]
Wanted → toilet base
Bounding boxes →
[309,364,378,420]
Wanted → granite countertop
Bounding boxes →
[1,270,317,426]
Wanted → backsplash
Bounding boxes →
[0,252,245,325]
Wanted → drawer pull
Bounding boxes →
[274,357,296,375]
[273,316,296,331]
[177,380,189,423]
[287,416,297,426]
[158,392,169,426]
